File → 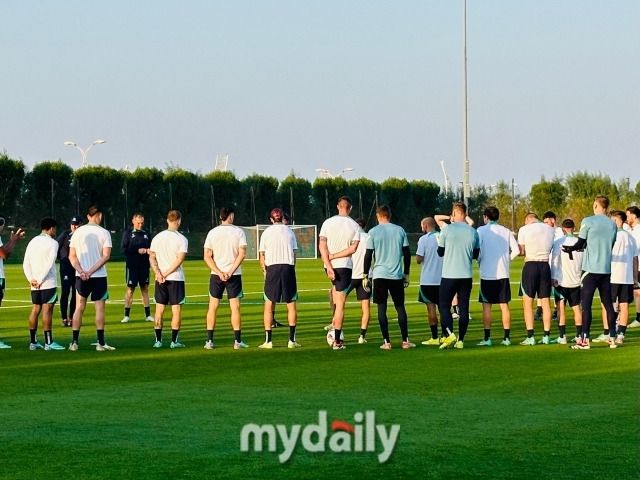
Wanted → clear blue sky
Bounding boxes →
[2,0,638,194]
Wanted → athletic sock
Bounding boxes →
[535,306,542,315]
[558,325,566,337]
[483,328,491,341]
[429,324,438,339]
[207,329,214,342]
[335,328,342,344]
[155,328,162,342]
[29,329,37,344]
[144,306,151,317]
[234,330,241,343]
[603,329,609,336]
[360,328,368,338]
[503,328,510,340]
[543,330,550,337]
[637,312,640,321]
[44,330,52,344]
[289,325,296,342]
[527,329,534,338]
[452,305,459,315]
[125,307,131,317]
[576,325,583,338]
[171,329,179,343]
[97,329,105,346]
[618,325,627,335]
[266,330,272,343]
[72,329,80,344]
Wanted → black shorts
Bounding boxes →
[611,283,634,304]
[346,278,372,301]
[264,264,298,303]
[126,265,150,288]
[0,278,4,303]
[75,277,109,301]
[209,274,243,299]
[555,285,581,307]
[418,285,440,305]
[519,262,551,299]
[326,267,352,292]
[31,288,58,305]
[372,278,405,305]
[479,278,511,304]
[155,280,186,306]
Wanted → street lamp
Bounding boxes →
[511,178,518,231]
[315,167,354,179]
[64,139,106,168]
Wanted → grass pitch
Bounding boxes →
[0,258,638,479]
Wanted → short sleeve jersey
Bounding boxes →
[578,214,617,274]
[416,232,442,285]
[319,215,360,269]
[517,221,554,260]
[611,229,638,285]
[437,222,479,279]
[259,224,298,266]
[69,223,113,278]
[23,234,59,290]
[477,222,519,280]
[550,235,583,288]
[351,230,369,277]
[203,225,247,275]
[365,222,409,280]
[150,229,189,281]
[631,224,640,258]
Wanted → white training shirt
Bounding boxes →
[517,221,554,260]
[611,229,638,285]
[550,235,583,288]
[416,231,442,285]
[351,230,369,277]
[259,224,298,266]
[150,229,189,281]
[203,225,247,275]
[69,223,112,278]
[477,222,519,280]
[630,224,640,258]
[319,215,360,269]
[23,233,59,290]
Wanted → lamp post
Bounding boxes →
[315,167,354,179]
[511,178,517,231]
[63,139,106,168]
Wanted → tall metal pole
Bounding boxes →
[462,0,470,205]
[511,178,516,231]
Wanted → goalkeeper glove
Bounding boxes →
[362,274,371,293]
[403,274,410,288]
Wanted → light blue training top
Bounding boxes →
[366,222,409,280]
[437,222,479,278]
[578,214,617,274]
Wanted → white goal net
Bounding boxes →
[239,225,318,260]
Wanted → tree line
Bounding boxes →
[0,153,637,233]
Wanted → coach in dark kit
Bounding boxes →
[120,213,153,323]
[57,216,82,327]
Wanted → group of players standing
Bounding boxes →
[0,193,638,352]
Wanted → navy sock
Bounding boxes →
[360,328,367,338]
[144,306,151,317]
[125,307,131,317]
[503,328,510,340]
[171,329,179,343]
[289,325,296,342]
[334,328,342,344]
[484,328,491,341]
[527,329,534,338]
[155,328,162,342]
[44,330,52,344]
[558,325,566,337]
[266,330,272,343]
[618,325,627,335]
[543,330,550,337]
[29,329,37,344]
[430,324,438,339]
[97,329,105,346]
[72,329,80,344]
[207,329,214,342]
[235,330,242,343]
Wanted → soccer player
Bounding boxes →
[625,206,640,328]
[120,213,153,323]
[436,202,479,349]
[57,216,82,327]
[270,211,291,329]
[476,206,519,346]
[416,217,442,346]
[517,212,555,345]
[319,196,360,350]
[22,217,65,350]
[537,211,564,321]
[345,218,372,344]
[68,206,114,351]
[0,216,26,349]
[363,205,413,350]
[203,206,248,350]
[550,219,583,344]
[596,210,638,345]
[258,208,300,349]
[563,195,617,350]
[149,210,188,348]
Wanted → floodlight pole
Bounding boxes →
[64,139,106,168]
[462,0,470,205]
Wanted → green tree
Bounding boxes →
[311,177,349,221]
[238,174,280,225]
[0,153,26,223]
[278,172,316,225]
[164,169,209,232]
[379,178,417,231]
[203,170,241,228]
[73,166,125,231]
[346,177,380,228]
[566,171,618,222]
[411,180,440,219]
[126,167,166,232]
[22,161,75,227]
[529,176,567,217]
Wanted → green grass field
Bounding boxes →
[0,258,638,480]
